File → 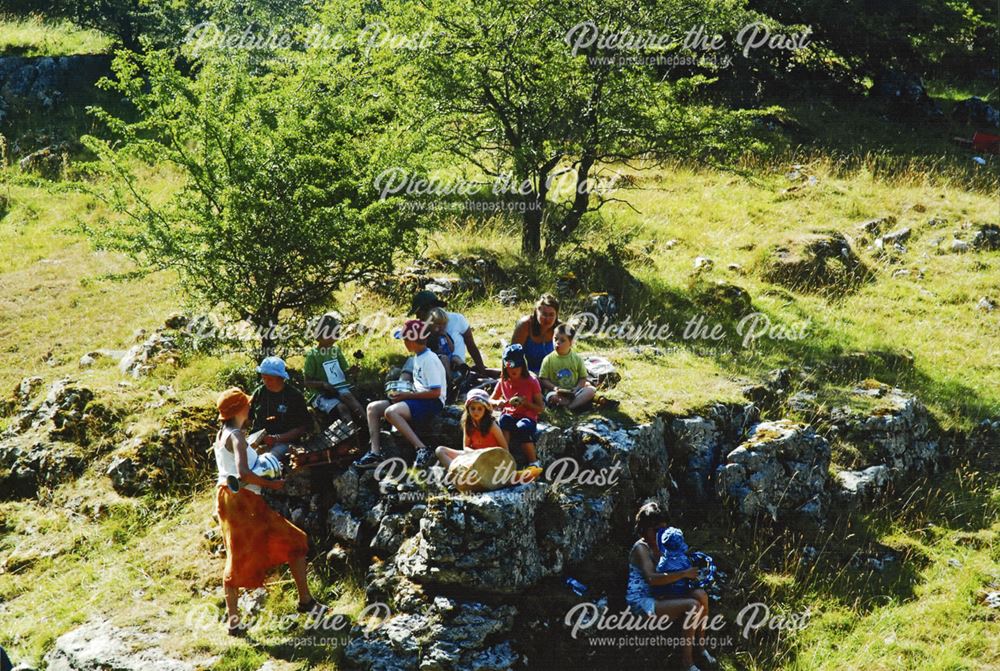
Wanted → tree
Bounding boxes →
[81,49,426,352]
[384,0,769,256]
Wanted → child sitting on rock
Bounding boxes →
[652,527,697,598]
[303,312,364,426]
[538,323,596,412]
[490,344,544,468]
[436,388,508,467]
[427,307,466,400]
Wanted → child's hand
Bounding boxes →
[510,395,523,406]
[269,479,286,491]
[683,567,698,580]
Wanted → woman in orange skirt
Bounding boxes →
[214,387,325,635]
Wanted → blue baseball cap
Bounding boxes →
[502,343,526,368]
[256,356,289,379]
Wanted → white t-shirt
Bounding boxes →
[445,311,470,360]
[413,348,447,405]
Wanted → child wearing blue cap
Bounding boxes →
[489,343,544,467]
[651,527,697,598]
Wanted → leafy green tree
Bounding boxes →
[377,0,770,256]
[81,49,425,352]
[747,0,997,78]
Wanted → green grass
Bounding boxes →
[0,14,112,57]
[1,80,999,669]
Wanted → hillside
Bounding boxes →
[1,11,999,671]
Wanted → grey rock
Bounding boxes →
[328,504,362,545]
[971,224,1000,251]
[835,465,890,505]
[856,217,896,237]
[45,618,214,671]
[345,596,518,671]
[716,420,831,526]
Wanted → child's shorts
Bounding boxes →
[498,414,538,442]
[403,398,444,424]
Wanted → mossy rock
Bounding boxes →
[761,230,873,295]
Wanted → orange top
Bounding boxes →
[466,426,501,450]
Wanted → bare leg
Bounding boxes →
[341,391,364,420]
[691,588,710,649]
[436,445,463,467]
[367,400,390,454]
[653,597,701,667]
[521,441,537,462]
[290,555,313,605]
[384,402,426,449]
[224,584,240,629]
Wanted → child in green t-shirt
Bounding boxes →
[303,312,364,425]
[538,323,596,412]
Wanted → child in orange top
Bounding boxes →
[435,388,508,467]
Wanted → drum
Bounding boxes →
[250,451,282,480]
[384,379,416,398]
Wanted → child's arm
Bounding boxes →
[233,431,282,490]
[634,548,698,586]
[489,422,509,449]
[538,376,557,393]
[520,391,545,414]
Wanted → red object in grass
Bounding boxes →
[971,132,1000,154]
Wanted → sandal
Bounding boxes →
[297,598,327,614]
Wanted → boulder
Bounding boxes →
[17,142,68,179]
[762,231,871,294]
[396,484,550,593]
[716,420,831,527]
[106,405,216,496]
[971,224,1000,251]
[45,618,214,671]
[832,387,942,480]
[119,332,182,378]
[834,465,891,506]
[328,504,363,545]
[344,590,518,671]
[0,436,85,500]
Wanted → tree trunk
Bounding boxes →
[545,153,595,256]
[522,197,541,255]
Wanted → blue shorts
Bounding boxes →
[498,414,538,442]
[403,398,443,424]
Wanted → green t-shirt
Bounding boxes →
[303,345,351,400]
[539,350,588,390]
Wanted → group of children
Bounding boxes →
[349,316,597,472]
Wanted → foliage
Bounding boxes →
[81,49,427,350]
[747,0,998,79]
[369,0,774,256]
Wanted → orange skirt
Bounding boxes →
[216,485,309,589]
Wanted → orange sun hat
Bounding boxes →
[216,387,251,420]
